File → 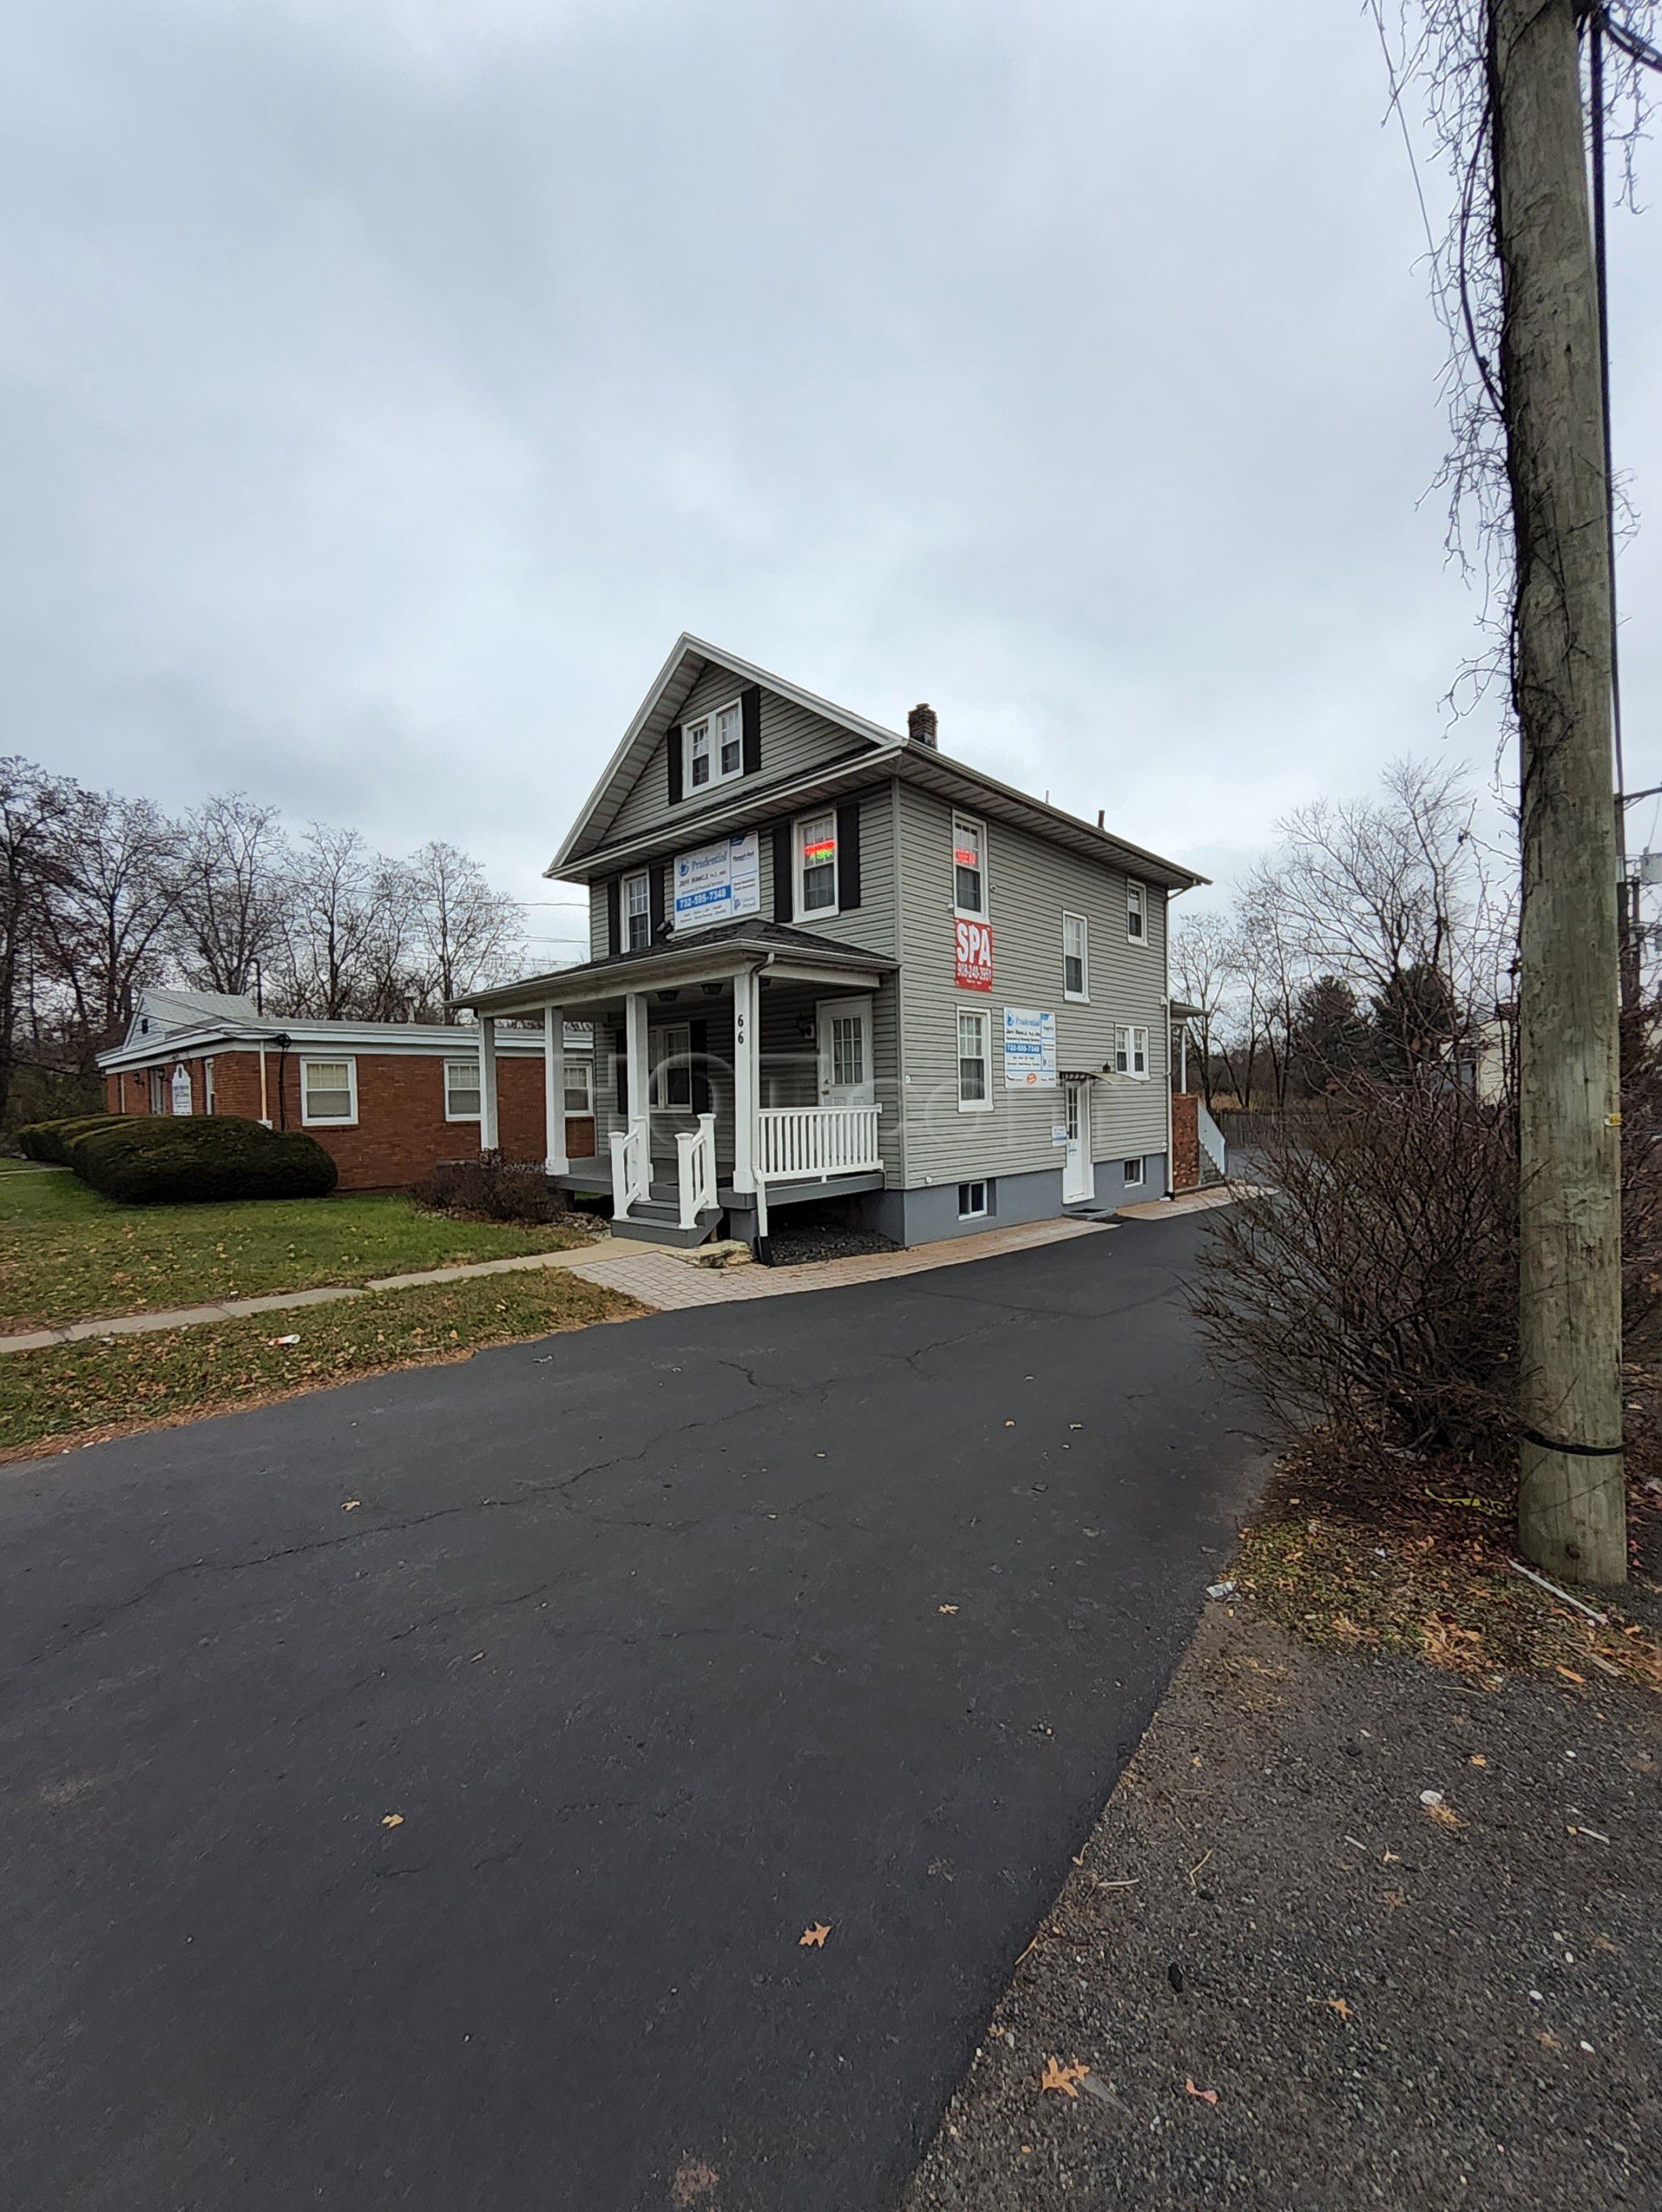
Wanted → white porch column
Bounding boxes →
[1180,1020,1188,1093]
[624,989,649,1123]
[731,965,759,1195]
[543,1005,567,1174]
[477,1016,500,1154]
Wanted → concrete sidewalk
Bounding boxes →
[0,1215,1109,1353]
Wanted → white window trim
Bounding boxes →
[202,1056,216,1115]
[795,808,840,919]
[563,1059,595,1115]
[952,811,989,922]
[1123,1156,1146,1186]
[683,697,747,794]
[1126,880,1148,944]
[651,1023,693,1112]
[957,1007,994,1113]
[1113,1025,1151,1081]
[622,868,652,952]
[1062,910,1090,1002]
[958,1179,990,1220]
[300,1054,360,1128]
[444,1058,482,1122]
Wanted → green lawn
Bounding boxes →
[0,1269,644,1458]
[0,1170,595,1332]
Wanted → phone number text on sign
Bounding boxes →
[954,918,993,991]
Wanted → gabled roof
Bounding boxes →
[129,986,262,1041]
[551,633,899,874]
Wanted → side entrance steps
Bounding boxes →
[609,1179,724,1250]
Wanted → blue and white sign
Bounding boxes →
[672,831,761,931]
[1003,1006,1058,1090]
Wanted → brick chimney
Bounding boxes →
[907,702,939,747]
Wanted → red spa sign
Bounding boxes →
[954,918,993,991]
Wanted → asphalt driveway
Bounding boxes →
[0,1215,1259,2212]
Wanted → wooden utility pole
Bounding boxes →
[1491,0,1627,1583]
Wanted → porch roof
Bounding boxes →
[456,919,895,1019]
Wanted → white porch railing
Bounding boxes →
[675,1112,718,1229]
[757,1103,882,1182]
[1196,1100,1228,1180]
[609,1116,650,1220]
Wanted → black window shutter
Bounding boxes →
[690,1017,710,1113]
[649,863,666,941]
[741,686,761,777]
[606,877,621,956]
[773,823,794,922]
[666,725,684,806]
[614,1026,627,1114]
[836,799,862,912]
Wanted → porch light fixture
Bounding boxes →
[700,982,721,995]
[655,989,680,1003]
[796,1012,815,1039]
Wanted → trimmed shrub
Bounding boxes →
[415,1154,564,1224]
[67,1115,339,1205]
[16,1114,125,1165]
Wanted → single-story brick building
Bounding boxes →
[97,988,596,1192]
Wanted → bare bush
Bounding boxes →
[1194,1063,1662,1461]
[415,1154,565,1226]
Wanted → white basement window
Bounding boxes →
[1113,1026,1149,1079]
[444,1058,481,1120]
[1127,880,1147,942]
[957,1008,992,1110]
[1063,911,1089,1001]
[301,1057,358,1126]
[685,700,744,791]
[1123,1156,1146,1186]
[958,1179,990,1219]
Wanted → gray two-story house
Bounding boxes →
[460,636,1207,1249]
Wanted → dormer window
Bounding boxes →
[685,701,744,792]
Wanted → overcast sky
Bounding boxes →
[6,0,1659,960]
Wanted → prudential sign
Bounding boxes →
[672,831,761,931]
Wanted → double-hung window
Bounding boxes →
[685,700,744,791]
[444,1058,481,1120]
[563,1060,594,1115]
[797,810,838,915]
[623,869,652,951]
[1113,1025,1149,1079]
[302,1057,358,1125]
[953,813,986,918]
[652,1023,693,1110]
[957,1008,992,1110]
[1063,911,1089,1001]
[1126,880,1147,943]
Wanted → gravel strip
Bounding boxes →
[905,1601,1661,2211]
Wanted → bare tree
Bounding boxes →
[274,824,385,1020]
[0,759,72,1122]
[398,841,524,1015]
[34,785,181,1063]
[1170,910,1232,1108]
[171,793,292,1000]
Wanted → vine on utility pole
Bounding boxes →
[1491,0,1626,1582]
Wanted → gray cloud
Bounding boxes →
[4,0,1658,945]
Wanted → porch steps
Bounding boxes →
[611,1197,725,1250]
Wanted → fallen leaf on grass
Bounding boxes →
[1183,2078,1219,2106]
[1557,1667,1587,1686]
[1041,2058,1090,2097]
[381,1813,404,1828]
[799,1923,831,1948]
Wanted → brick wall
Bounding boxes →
[1171,1092,1200,1192]
[102,1048,557,1192]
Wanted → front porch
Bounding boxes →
[464,924,895,1249]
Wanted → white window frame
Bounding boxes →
[149,1067,167,1114]
[622,869,652,952]
[1113,1025,1150,1080]
[301,1055,359,1128]
[651,1023,693,1112]
[952,811,988,921]
[683,698,746,793]
[202,1056,216,1115]
[1126,880,1147,944]
[795,808,840,918]
[1062,910,1089,1002]
[563,1059,595,1115]
[444,1058,482,1122]
[957,1007,993,1112]
[1123,1156,1146,1186]
[957,1179,990,1220]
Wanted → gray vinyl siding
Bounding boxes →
[604,675,869,849]
[892,782,1169,1191]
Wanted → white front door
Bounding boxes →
[816,996,875,1109]
[1062,1079,1092,1203]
